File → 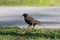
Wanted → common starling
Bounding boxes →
[22,13,40,27]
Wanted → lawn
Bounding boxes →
[0,0,60,6]
[0,26,60,40]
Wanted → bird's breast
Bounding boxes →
[24,18,32,25]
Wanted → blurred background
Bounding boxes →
[0,6,60,28]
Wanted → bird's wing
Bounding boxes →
[26,16,34,21]
[26,16,40,23]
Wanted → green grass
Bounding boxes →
[0,26,60,40]
[0,0,60,6]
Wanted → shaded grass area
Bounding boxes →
[0,0,60,6]
[0,27,60,40]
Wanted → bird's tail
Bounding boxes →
[38,21,46,28]
[38,21,40,24]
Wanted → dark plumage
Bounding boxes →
[22,13,40,27]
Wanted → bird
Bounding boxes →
[22,13,40,27]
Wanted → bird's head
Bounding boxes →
[22,13,28,17]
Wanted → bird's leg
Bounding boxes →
[33,24,36,28]
[28,25,31,27]
[33,25,35,28]
[32,22,35,28]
